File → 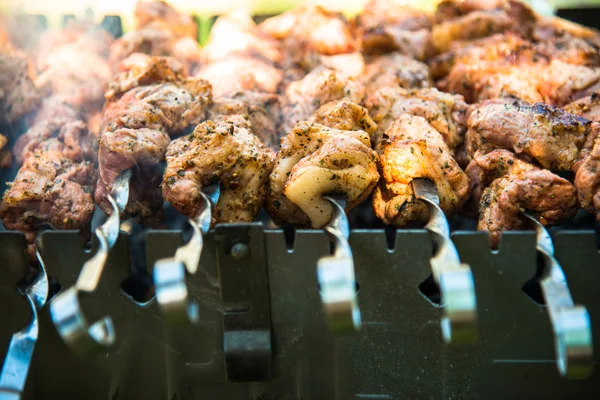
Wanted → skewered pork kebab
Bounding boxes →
[0,22,113,260]
[109,0,201,75]
[195,12,284,150]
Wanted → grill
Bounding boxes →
[1,5,600,400]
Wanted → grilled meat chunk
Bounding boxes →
[574,134,600,219]
[259,5,355,70]
[366,87,468,150]
[0,133,10,168]
[267,122,379,227]
[201,11,282,65]
[195,55,283,97]
[281,68,365,134]
[467,149,577,248]
[373,114,470,226]
[96,59,212,221]
[106,53,186,99]
[466,99,592,171]
[134,0,198,39]
[109,28,200,74]
[431,0,536,53]
[0,149,97,259]
[34,28,113,114]
[100,78,211,134]
[163,117,274,223]
[0,49,40,123]
[354,0,433,59]
[209,91,282,150]
[363,53,431,93]
[564,92,600,122]
[14,119,94,165]
[309,98,377,141]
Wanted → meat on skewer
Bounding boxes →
[373,114,470,226]
[466,149,577,248]
[162,116,274,223]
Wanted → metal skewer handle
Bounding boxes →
[412,178,478,344]
[49,170,131,356]
[523,213,593,379]
[0,250,49,400]
[154,183,220,325]
[317,195,361,333]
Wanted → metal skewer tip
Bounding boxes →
[154,183,220,325]
[412,178,478,344]
[317,195,361,333]
[523,213,593,379]
[49,170,131,356]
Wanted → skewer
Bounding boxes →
[412,178,478,344]
[522,212,593,379]
[0,250,49,400]
[153,183,221,325]
[49,170,132,356]
[317,194,361,333]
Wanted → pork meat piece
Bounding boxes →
[134,0,198,39]
[363,52,431,93]
[14,119,94,165]
[108,28,200,74]
[25,96,80,127]
[200,11,282,65]
[35,38,112,114]
[209,91,282,150]
[0,133,10,168]
[466,99,592,171]
[267,122,378,227]
[259,5,356,69]
[0,49,40,123]
[574,132,600,219]
[354,0,433,59]
[309,98,377,142]
[0,149,97,259]
[366,87,468,150]
[373,114,470,227]
[467,149,577,248]
[100,78,212,135]
[281,68,365,134]
[96,127,170,223]
[564,92,600,122]
[106,53,186,100]
[163,117,274,223]
[431,0,536,54]
[434,0,507,21]
[195,55,283,97]
[533,16,600,47]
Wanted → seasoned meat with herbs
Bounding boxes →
[564,92,600,122]
[467,149,577,248]
[366,87,468,150]
[281,68,365,134]
[0,49,40,124]
[96,58,212,221]
[431,0,536,53]
[14,119,94,165]
[0,149,97,259]
[163,117,274,223]
[574,133,600,220]
[34,29,113,114]
[373,114,470,226]
[309,98,377,142]
[363,52,431,93]
[195,55,283,97]
[134,0,198,39]
[259,5,355,70]
[354,0,433,59]
[466,99,592,170]
[109,28,200,74]
[100,78,211,134]
[209,91,282,150]
[200,11,282,65]
[267,122,379,227]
